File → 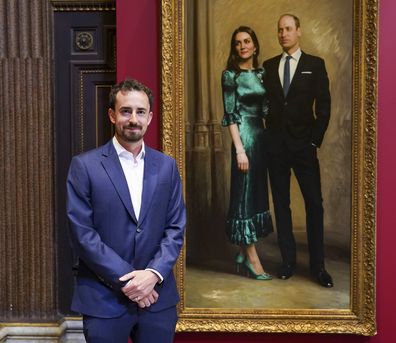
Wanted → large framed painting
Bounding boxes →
[161,0,377,335]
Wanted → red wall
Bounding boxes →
[116,0,160,148]
[117,1,396,342]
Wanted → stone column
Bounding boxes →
[205,1,229,262]
[0,0,55,320]
[185,0,228,265]
[184,0,212,264]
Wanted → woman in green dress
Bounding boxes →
[221,26,273,280]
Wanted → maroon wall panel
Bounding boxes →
[116,0,160,148]
[117,0,396,342]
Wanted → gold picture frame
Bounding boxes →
[161,0,377,335]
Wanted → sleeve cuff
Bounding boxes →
[145,268,164,283]
[221,113,241,126]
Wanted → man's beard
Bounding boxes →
[120,124,144,142]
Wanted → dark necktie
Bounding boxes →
[283,55,292,96]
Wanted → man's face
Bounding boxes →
[277,15,301,54]
[108,90,153,145]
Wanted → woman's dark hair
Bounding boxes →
[226,26,260,72]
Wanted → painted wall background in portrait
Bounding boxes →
[185,0,352,269]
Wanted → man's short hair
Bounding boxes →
[109,79,154,111]
[279,14,301,29]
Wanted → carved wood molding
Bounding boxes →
[51,0,115,11]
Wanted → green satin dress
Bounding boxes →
[221,68,273,245]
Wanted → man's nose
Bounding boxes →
[129,111,138,122]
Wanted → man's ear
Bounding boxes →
[297,27,302,38]
[147,111,153,126]
[108,108,116,124]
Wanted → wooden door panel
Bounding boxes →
[54,9,116,315]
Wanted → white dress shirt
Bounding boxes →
[112,136,163,282]
[113,136,145,220]
[278,48,302,87]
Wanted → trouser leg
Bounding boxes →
[292,146,325,270]
[83,309,138,343]
[268,151,296,266]
[130,306,178,343]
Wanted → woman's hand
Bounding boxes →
[237,152,249,172]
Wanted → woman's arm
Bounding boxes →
[228,124,249,172]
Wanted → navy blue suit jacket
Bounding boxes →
[263,51,331,152]
[66,140,186,318]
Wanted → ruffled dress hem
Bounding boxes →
[226,211,273,245]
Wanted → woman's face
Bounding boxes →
[234,31,256,61]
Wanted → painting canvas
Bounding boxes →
[185,0,351,309]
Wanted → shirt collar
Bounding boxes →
[112,136,145,161]
[282,48,302,61]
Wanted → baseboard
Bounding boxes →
[0,318,84,342]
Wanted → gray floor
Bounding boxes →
[185,232,350,309]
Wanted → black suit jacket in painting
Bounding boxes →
[263,51,331,152]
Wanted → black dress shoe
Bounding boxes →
[277,264,295,280]
[312,268,334,288]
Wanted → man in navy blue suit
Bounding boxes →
[67,79,186,342]
[263,14,333,288]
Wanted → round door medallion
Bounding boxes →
[76,32,94,50]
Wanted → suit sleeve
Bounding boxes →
[312,58,331,147]
[145,159,186,280]
[66,156,134,289]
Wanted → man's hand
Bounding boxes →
[119,270,159,304]
[136,289,159,308]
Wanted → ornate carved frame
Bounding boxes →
[161,0,377,335]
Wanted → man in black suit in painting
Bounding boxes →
[263,14,333,287]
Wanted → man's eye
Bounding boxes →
[120,109,132,116]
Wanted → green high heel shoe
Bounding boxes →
[235,253,245,273]
[244,260,272,280]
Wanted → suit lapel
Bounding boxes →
[100,140,138,224]
[138,147,158,225]
[268,55,284,100]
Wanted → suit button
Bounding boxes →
[136,227,142,233]
[284,102,288,106]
